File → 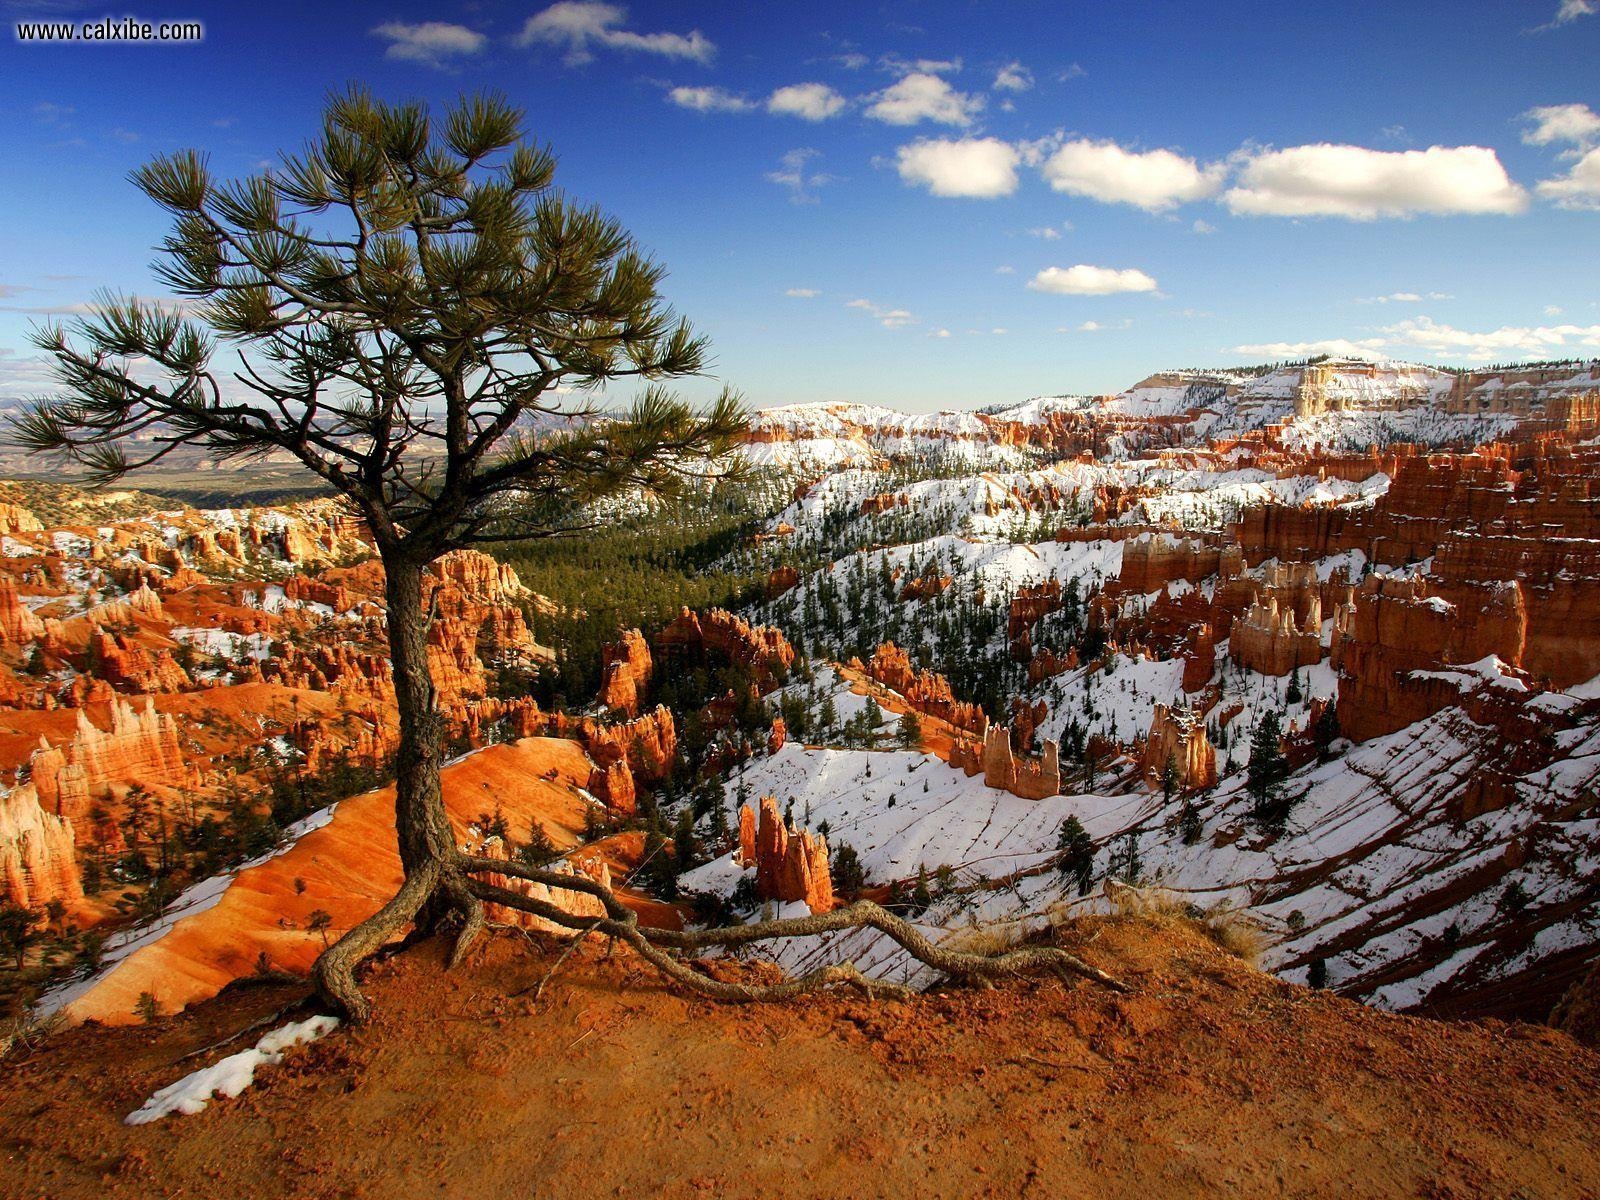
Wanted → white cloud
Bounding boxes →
[1546,305,1565,316]
[1225,143,1528,219]
[846,298,918,329]
[1191,219,1217,234]
[1072,319,1132,332]
[931,328,953,339]
[865,73,983,127]
[1548,0,1597,24]
[784,288,820,298]
[1230,339,1388,359]
[516,2,713,65]
[1027,226,1063,240]
[1057,64,1087,81]
[993,62,1033,92]
[668,86,752,113]
[994,265,1016,274]
[1380,315,1600,358]
[880,55,962,76]
[1354,290,1452,303]
[767,83,847,121]
[371,21,485,68]
[1522,103,1600,148]
[1040,139,1224,211]
[1536,146,1600,209]
[1027,265,1159,296]
[896,137,1020,198]
[766,148,834,204]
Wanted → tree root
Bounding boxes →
[458,853,1127,1003]
[314,850,1129,1020]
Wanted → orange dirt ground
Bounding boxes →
[3,916,1596,1199]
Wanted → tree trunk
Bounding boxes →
[384,555,456,918]
[314,551,478,1020]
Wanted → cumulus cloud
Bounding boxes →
[516,2,713,65]
[896,137,1020,198]
[1072,319,1133,332]
[1537,147,1600,209]
[1355,290,1453,304]
[1224,143,1528,219]
[784,287,820,298]
[371,21,485,68]
[1522,103,1600,148]
[1191,219,1217,234]
[667,86,752,113]
[1381,315,1600,357]
[1039,139,1224,212]
[766,148,835,204]
[767,83,847,121]
[880,54,961,76]
[846,298,917,329]
[865,72,983,127]
[1230,339,1387,359]
[1028,226,1063,240]
[993,61,1033,91]
[1027,265,1159,296]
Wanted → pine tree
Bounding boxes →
[21,90,745,1020]
[1056,815,1096,896]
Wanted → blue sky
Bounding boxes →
[2,0,1598,411]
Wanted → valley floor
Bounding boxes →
[3,919,1597,1199]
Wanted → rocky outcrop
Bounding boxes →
[865,643,987,735]
[1230,595,1322,676]
[428,549,528,605]
[898,572,952,603]
[30,697,190,818]
[0,503,42,535]
[655,608,795,693]
[1007,581,1061,643]
[0,578,47,645]
[86,628,191,695]
[0,782,81,910]
[599,629,653,718]
[1118,533,1221,594]
[747,796,833,911]
[764,566,800,600]
[1336,575,1528,743]
[952,724,1061,800]
[1140,704,1218,791]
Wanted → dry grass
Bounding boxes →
[1101,882,1268,967]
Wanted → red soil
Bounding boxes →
[3,916,1596,1199]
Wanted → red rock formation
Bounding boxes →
[0,503,42,535]
[1230,595,1322,676]
[86,628,191,694]
[428,549,528,605]
[738,803,757,866]
[1117,533,1222,593]
[865,643,987,735]
[0,578,46,645]
[654,607,795,693]
[767,716,787,755]
[1007,581,1062,643]
[30,697,191,818]
[1027,645,1079,684]
[599,629,653,717]
[860,493,906,515]
[1182,624,1216,693]
[898,573,952,602]
[764,565,801,600]
[971,723,1061,800]
[1140,704,1218,791]
[588,759,636,815]
[746,796,833,911]
[1336,575,1528,742]
[0,782,82,910]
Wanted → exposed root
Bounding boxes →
[444,875,487,971]
[313,863,440,1023]
[457,853,1128,1002]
